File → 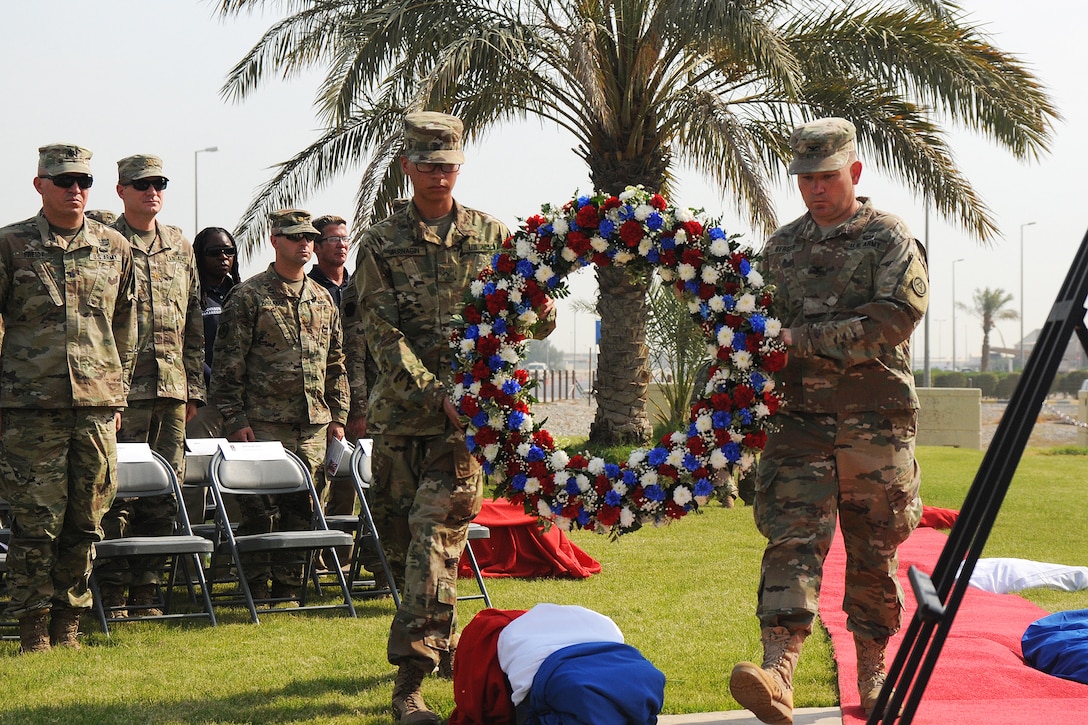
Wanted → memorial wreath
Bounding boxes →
[450,186,786,536]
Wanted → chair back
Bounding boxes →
[351,438,374,488]
[210,444,310,497]
[117,443,176,499]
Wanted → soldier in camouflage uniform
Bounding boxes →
[344,112,552,724]
[97,155,206,618]
[0,144,138,653]
[729,118,927,723]
[210,208,349,604]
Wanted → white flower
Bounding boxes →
[708,296,725,312]
[614,251,635,265]
[640,470,658,487]
[619,188,638,202]
[478,323,492,337]
[678,263,697,281]
[552,218,569,236]
[612,481,628,495]
[575,474,591,492]
[674,228,688,244]
[746,269,764,287]
[634,203,653,221]
[500,346,520,363]
[731,350,753,369]
[659,268,675,282]
[482,444,500,462]
[515,238,535,258]
[670,431,686,445]
[638,238,653,256]
[620,508,636,529]
[695,413,713,433]
[701,266,720,285]
[709,237,730,257]
[518,309,539,326]
[470,280,485,297]
[709,448,728,470]
[754,402,771,418]
[666,448,685,467]
[687,300,701,314]
[627,449,647,467]
[488,412,506,429]
[675,208,695,223]
[561,247,579,262]
[517,443,532,457]
[591,235,609,252]
[459,338,475,354]
[526,477,542,494]
[550,449,570,471]
[536,498,552,517]
[588,457,606,475]
[555,516,572,532]
[673,486,693,506]
[452,383,465,400]
[764,318,782,338]
[535,266,555,284]
[509,288,523,304]
[740,452,756,471]
[717,326,735,347]
[736,293,757,314]
[468,381,482,395]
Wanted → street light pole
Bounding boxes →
[1019,221,1036,370]
[952,258,964,372]
[194,146,218,233]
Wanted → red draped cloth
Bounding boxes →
[448,608,527,725]
[458,498,601,579]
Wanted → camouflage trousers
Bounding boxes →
[753,409,922,640]
[0,407,118,617]
[371,428,483,669]
[239,421,327,588]
[98,398,185,587]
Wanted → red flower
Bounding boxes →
[477,335,500,357]
[681,220,704,239]
[681,248,703,267]
[474,426,499,446]
[597,505,621,527]
[575,204,600,229]
[687,436,707,455]
[566,230,592,256]
[743,431,768,450]
[764,393,781,415]
[650,194,667,210]
[460,396,480,416]
[733,386,755,408]
[619,219,644,247]
[602,196,622,210]
[763,349,788,372]
[463,305,482,324]
[495,253,516,274]
[485,288,510,316]
[569,454,589,469]
[665,500,687,519]
[525,215,546,232]
[533,429,555,450]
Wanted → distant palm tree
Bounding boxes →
[214,0,1057,444]
[959,287,1019,372]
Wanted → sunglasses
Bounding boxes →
[203,247,237,258]
[413,162,460,174]
[128,178,168,192]
[41,174,94,190]
[278,233,316,243]
[317,235,349,245]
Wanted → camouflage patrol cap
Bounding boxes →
[270,208,320,236]
[117,154,168,184]
[85,209,119,225]
[403,111,465,164]
[787,117,857,175]
[38,143,93,176]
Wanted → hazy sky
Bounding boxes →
[1,1,1083,366]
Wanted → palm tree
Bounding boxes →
[958,287,1019,372]
[213,0,1057,445]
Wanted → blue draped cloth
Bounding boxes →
[1022,609,1088,684]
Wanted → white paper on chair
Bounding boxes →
[218,441,288,460]
[186,438,229,456]
[357,438,373,456]
[117,442,155,463]
[324,436,354,477]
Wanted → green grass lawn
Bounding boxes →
[2,444,1086,724]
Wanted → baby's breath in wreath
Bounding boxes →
[450,187,786,537]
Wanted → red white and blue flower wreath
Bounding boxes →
[450,186,786,537]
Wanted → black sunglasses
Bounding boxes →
[41,174,93,190]
[203,247,237,258]
[129,178,168,192]
[278,233,316,243]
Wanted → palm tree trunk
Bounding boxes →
[590,265,653,445]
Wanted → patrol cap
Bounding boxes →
[787,117,857,175]
[403,111,465,164]
[117,154,168,184]
[270,208,320,236]
[85,209,119,225]
[38,143,93,176]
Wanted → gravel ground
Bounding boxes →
[534,398,1088,450]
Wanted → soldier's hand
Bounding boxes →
[346,415,367,440]
[228,426,256,442]
[115,411,123,432]
[328,422,345,442]
[185,401,198,423]
[443,397,464,431]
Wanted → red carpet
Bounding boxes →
[821,525,1088,723]
[458,498,601,579]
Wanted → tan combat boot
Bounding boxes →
[729,626,807,725]
[100,583,128,619]
[391,662,441,724]
[19,609,51,654]
[856,635,890,716]
[49,606,83,649]
[128,584,163,617]
[436,646,456,679]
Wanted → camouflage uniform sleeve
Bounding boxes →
[114,243,139,401]
[183,244,207,405]
[355,234,447,415]
[793,221,928,367]
[326,302,350,425]
[341,262,369,420]
[210,286,254,434]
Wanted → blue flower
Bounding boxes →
[722,294,735,310]
[462,373,474,387]
[618,205,634,221]
[604,463,621,479]
[465,435,477,452]
[577,195,592,208]
[708,227,726,240]
[647,447,669,467]
[565,477,581,495]
[508,410,525,430]
[464,325,479,340]
[646,249,660,263]
[471,411,488,427]
[512,473,528,491]
[733,332,747,352]
[546,275,559,289]
[599,218,616,237]
[644,484,666,502]
[750,314,766,333]
[699,302,711,320]
[540,223,554,236]
[483,281,497,296]
[502,378,522,395]
[688,422,700,437]
[493,318,508,335]
[683,453,701,472]
[685,280,700,295]
[488,355,504,370]
[739,258,751,275]
[722,442,741,462]
[646,212,664,231]
[527,446,545,461]
[577,509,591,526]
[694,478,714,497]
[712,411,732,429]
[736,409,752,425]
[605,489,622,506]
[516,259,535,278]
[750,372,766,391]
[483,461,494,475]
[623,469,639,486]
[660,236,676,250]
